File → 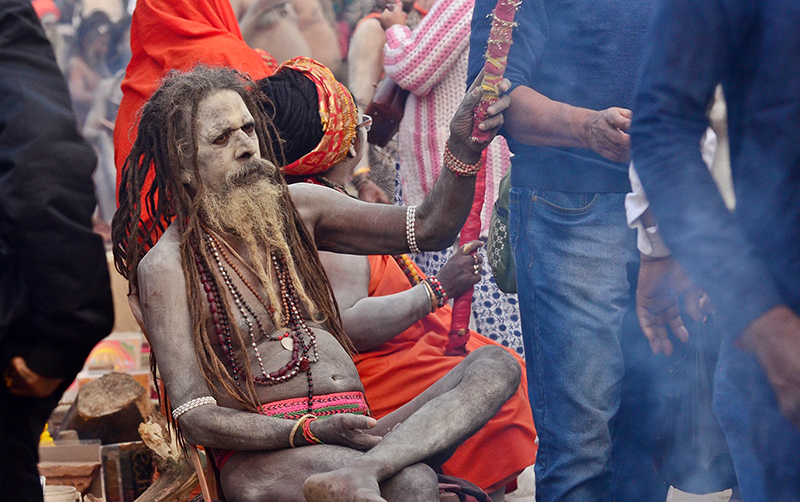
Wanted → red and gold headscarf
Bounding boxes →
[278,57,358,176]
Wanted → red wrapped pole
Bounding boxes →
[445,154,486,356]
[470,0,519,143]
[446,0,518,356]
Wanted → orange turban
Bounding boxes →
[278,57,358,177]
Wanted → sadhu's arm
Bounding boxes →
[292,76,510,256]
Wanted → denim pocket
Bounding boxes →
[532,189,599,215]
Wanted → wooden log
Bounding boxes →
[61,372,155,444]
[133,413,200,502]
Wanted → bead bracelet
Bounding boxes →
[406,205,421,254]
[172,396,217,420]
[425,277,448,309]
[444,144,482,177]
[302,416,324,444]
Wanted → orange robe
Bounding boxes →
[354,255,538,492]
[113,0,278,230]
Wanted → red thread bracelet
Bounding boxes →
[302,416,324,444]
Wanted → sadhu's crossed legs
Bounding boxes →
[218,345,521,502]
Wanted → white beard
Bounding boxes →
[199,158,314,326]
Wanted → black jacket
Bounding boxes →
[0,0,114,379]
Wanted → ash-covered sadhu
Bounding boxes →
[112,65,519,502]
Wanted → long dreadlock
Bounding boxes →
[111,66,354,416]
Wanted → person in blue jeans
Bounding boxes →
[631,0,800,499]
[467,0,670,500]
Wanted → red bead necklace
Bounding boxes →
[194,232,318,413]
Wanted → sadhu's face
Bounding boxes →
[194,89,262,193]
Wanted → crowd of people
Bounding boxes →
[1,0,798,501]
[36,0,527,357]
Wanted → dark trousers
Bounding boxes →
[0,380,65,502]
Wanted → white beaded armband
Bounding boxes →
[172,396,217,420]
[406,205,421,254]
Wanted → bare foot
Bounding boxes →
[303,468,385,502]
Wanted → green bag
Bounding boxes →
[487,169,516,293]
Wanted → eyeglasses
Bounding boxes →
[357,114,372,132]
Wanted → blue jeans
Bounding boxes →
[713,337,800,501]
[509,187,668,502]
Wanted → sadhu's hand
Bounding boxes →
[4,356,64,398]
[436,241,484,299]
[308,413,382,450]
[636,254,710,356]
[449,72,511,161]
[739,306,800,430]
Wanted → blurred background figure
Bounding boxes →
[80,0,125,22]
[231,0,344,79]
[345,0,399,203]
[106,13,131,74]
[231,0,314,67]
[82,69,124,230]
[631,0,800,498]
[30,0,132,240]
[66,10,113,128]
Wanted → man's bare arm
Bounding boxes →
[318,245,483,351]
[318,253,431,351]
[347,17,385,108]
[506,85,632,163]
[292,78,510,254]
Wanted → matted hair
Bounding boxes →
[112,65,353,414]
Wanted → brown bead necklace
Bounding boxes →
[194,232,318,412]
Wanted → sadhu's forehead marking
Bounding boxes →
[196,90,254,143]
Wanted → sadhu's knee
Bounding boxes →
[385,463,439,501]
[472,345,522,392]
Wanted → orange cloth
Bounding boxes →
[354,255,538,492]
[113,0,278,221]
[279,57,358,177]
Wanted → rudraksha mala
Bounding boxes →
[194,231,319,414]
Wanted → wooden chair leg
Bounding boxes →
[188,445,213,502]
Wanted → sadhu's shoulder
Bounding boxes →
[138,225,183,282]
[287,182,344,212]
[288,182,340,199]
